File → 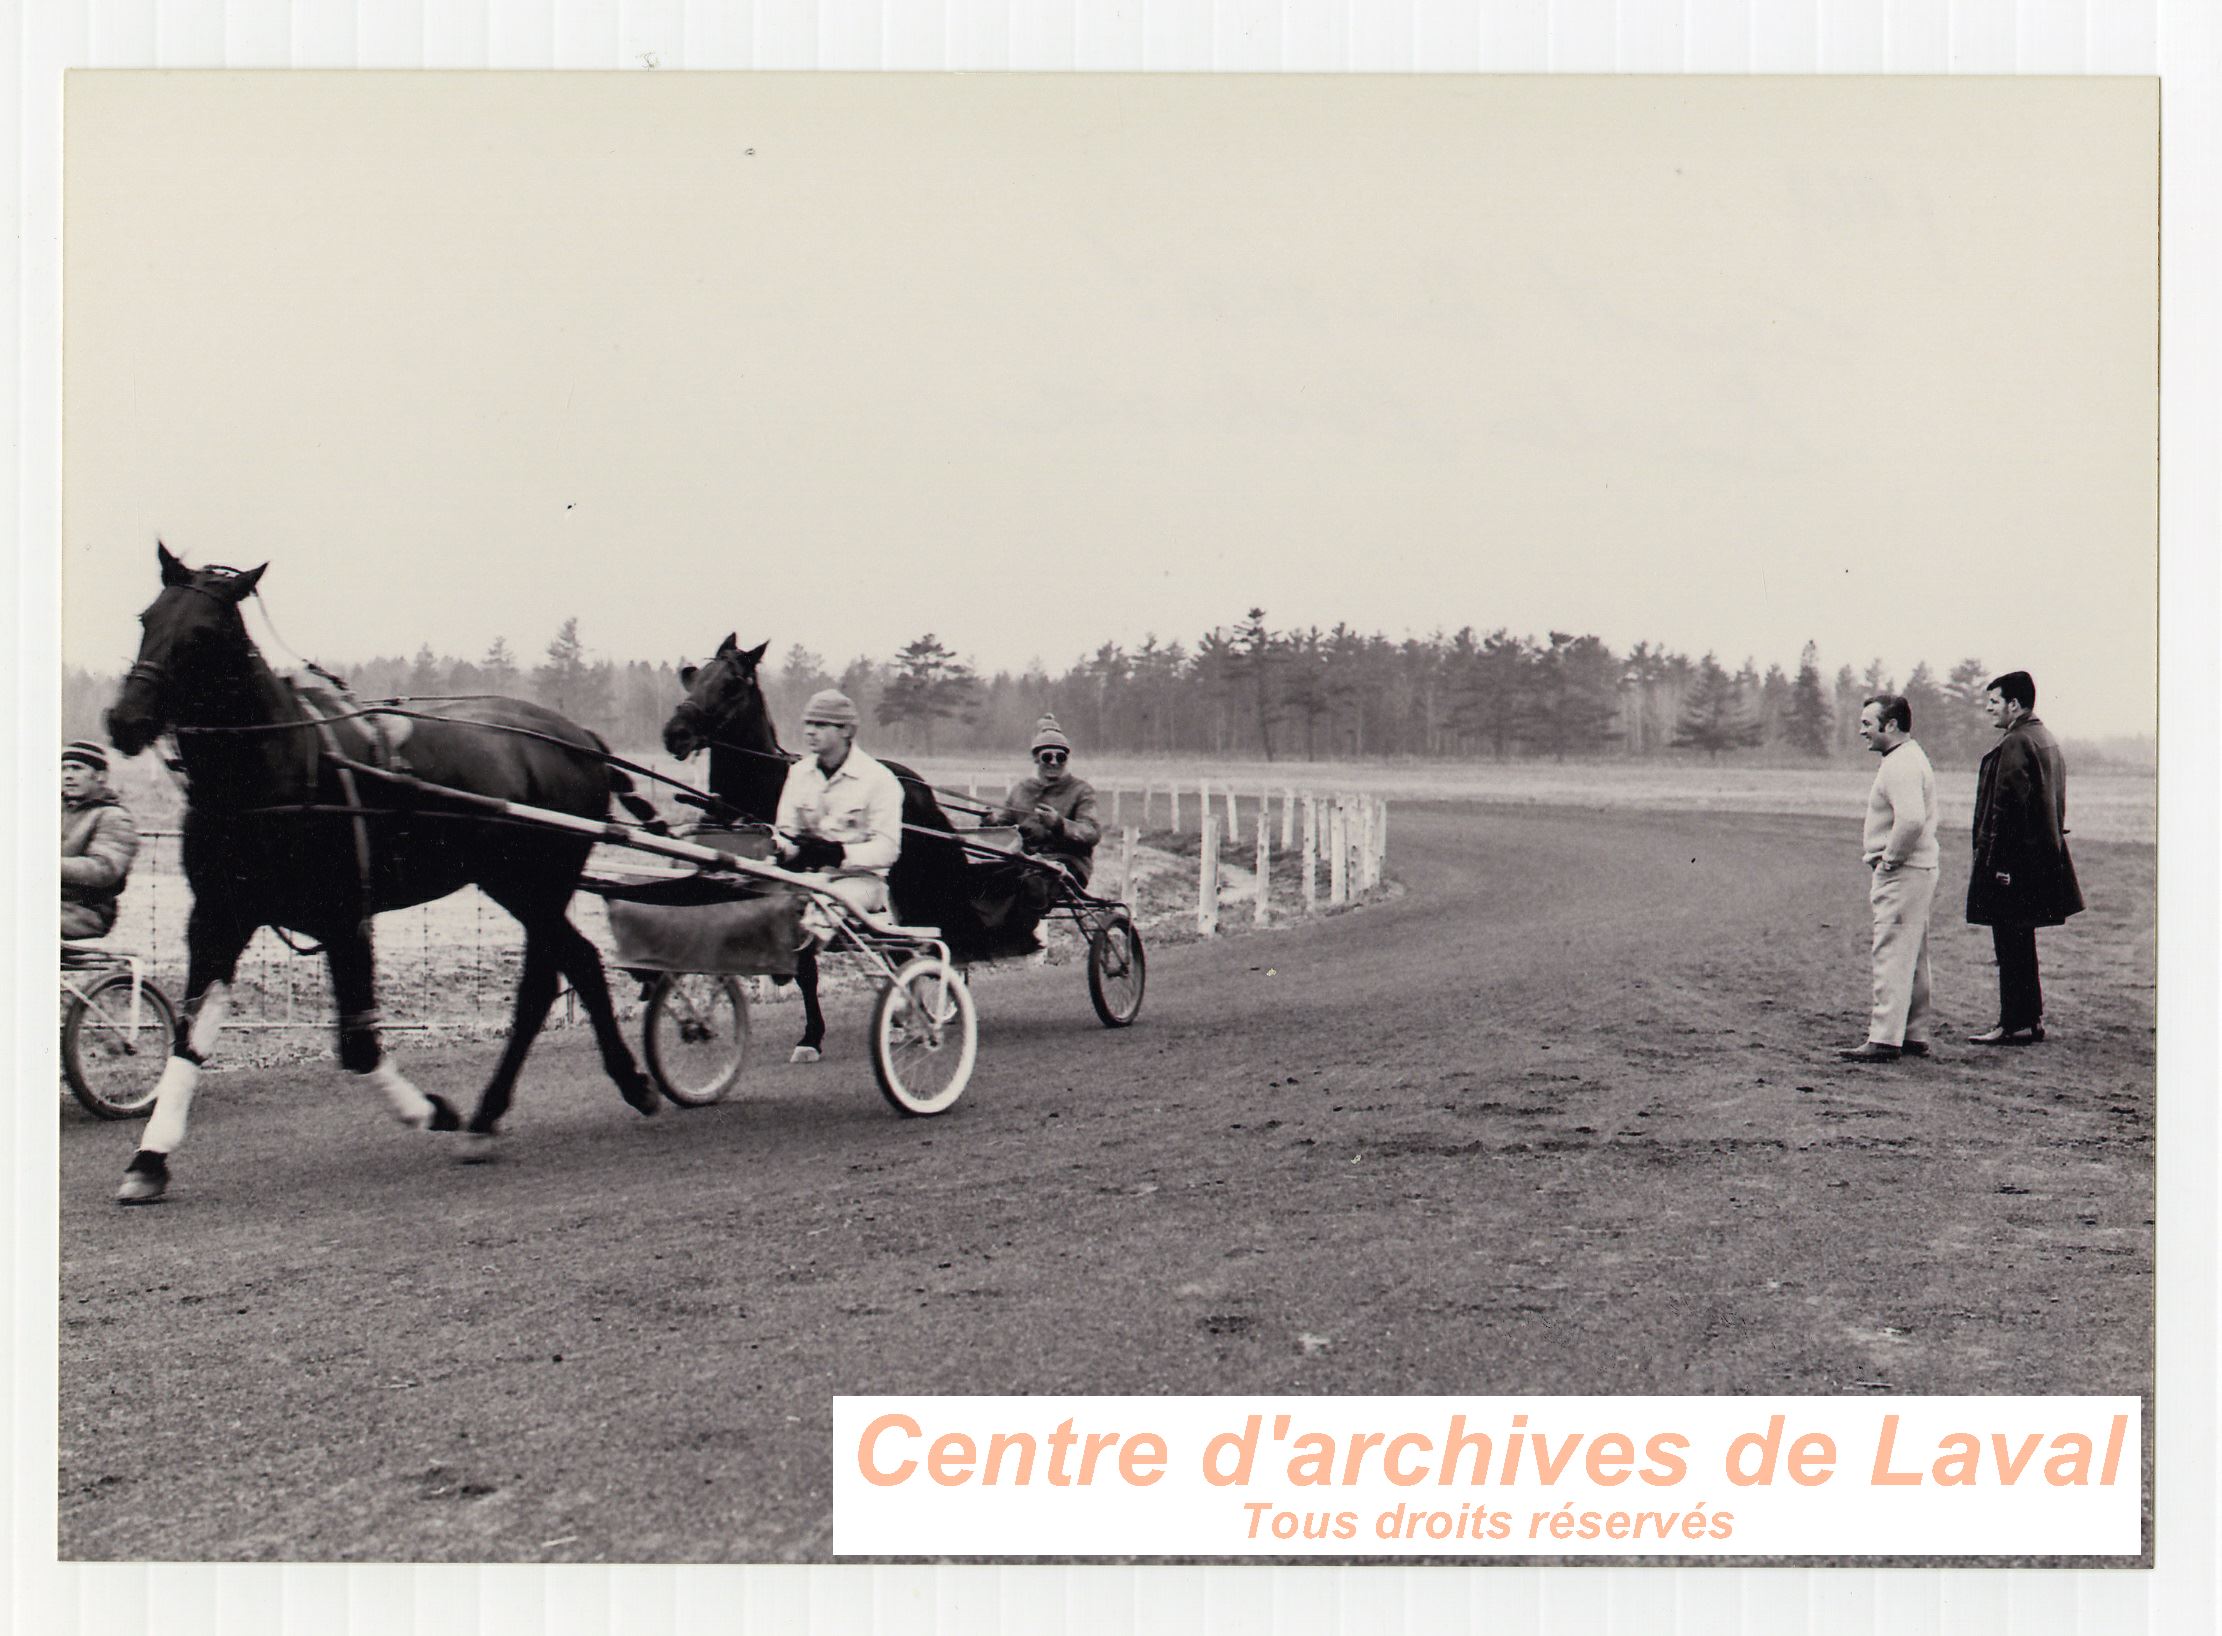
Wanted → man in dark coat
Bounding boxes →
[1965,671,2083,1043]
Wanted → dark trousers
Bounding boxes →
[1992,925,2043,1029]
[61,901,113,940]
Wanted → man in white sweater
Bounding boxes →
[1841,692,1941,1062]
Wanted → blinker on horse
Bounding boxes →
[102,543,660,1204]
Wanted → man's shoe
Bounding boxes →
[1838,1041,1902,1062]
[1900,1040,1932,1058]
[1968,1025,2045,1046]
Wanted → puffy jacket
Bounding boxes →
[1966,716,2084,928]
[61,791,140,936]
[990,772,1101,881]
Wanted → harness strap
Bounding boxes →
[290,678,378,935]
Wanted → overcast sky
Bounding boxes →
[64,73,2157,735]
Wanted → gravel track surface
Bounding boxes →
[58,801,2155,1562]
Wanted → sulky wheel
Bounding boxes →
[869,956,977,1117]
[1086,915,1147,1028]
[641,972,752,1106]
[63,970,179,1120]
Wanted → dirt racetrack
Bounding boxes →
[57,799,2155,1562]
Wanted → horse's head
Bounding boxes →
[663,634,773,760]
[107,541,267,757]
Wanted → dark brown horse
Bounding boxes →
[103,544,659,1202]
[660,635,996,1060]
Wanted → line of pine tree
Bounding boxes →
[59,612,2025,766]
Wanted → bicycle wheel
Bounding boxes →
[1087,916,1147,1027]
[869,956,977,1117]
[641,972,752,1106]
[63,970,179,1120]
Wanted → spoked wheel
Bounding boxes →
[63,970,179,1120]
[641,973,752,1106]
[1087,915,1147,1028]
[870,956,977,1117]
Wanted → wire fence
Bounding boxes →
[89,778,1391,1067]
[103,831,581,1063]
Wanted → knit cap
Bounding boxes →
[1030,714,1071,753]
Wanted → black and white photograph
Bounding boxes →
[12,22,2213,1624]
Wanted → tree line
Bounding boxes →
[59,612,2034,768]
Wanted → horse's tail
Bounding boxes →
[609,765,663,828]
[588,731,666,830]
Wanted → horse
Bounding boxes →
[659,635,1000,1061]
[102,543,661,1202]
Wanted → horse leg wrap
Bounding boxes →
[141,1057,200,1154]
[358,1059,439,1128]
[144,977,230,1150]
[184,981,231,1063]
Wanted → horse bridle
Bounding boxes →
[674,650,794,768]
[121,575,260,701]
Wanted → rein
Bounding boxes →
[687,721,1005,821]
[175,698,727,809]
[158,654,1060,923]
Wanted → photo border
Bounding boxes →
[7,2,2213,1630]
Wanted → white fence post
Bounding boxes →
[1329,799,1348,905]
[1254,814,1271,926]
[1301,796,1318,913]
[1111,786,1122,827]
[1198,813,1220,936]
[1169,783,1179,834]
[1225,785,1239,842]
[1121,825,1137,905]
[1281,787,1295,848]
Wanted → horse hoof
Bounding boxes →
[421,1095,462,1133]
[622,1077,661,1117]
[790,1046,821,1065]
[116,1151,169,1204]
[456,1131,500,1165]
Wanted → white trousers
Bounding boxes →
[800,871,889,942]
[1867,863,1937,1047]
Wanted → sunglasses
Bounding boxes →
[1035,750,1067,765]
